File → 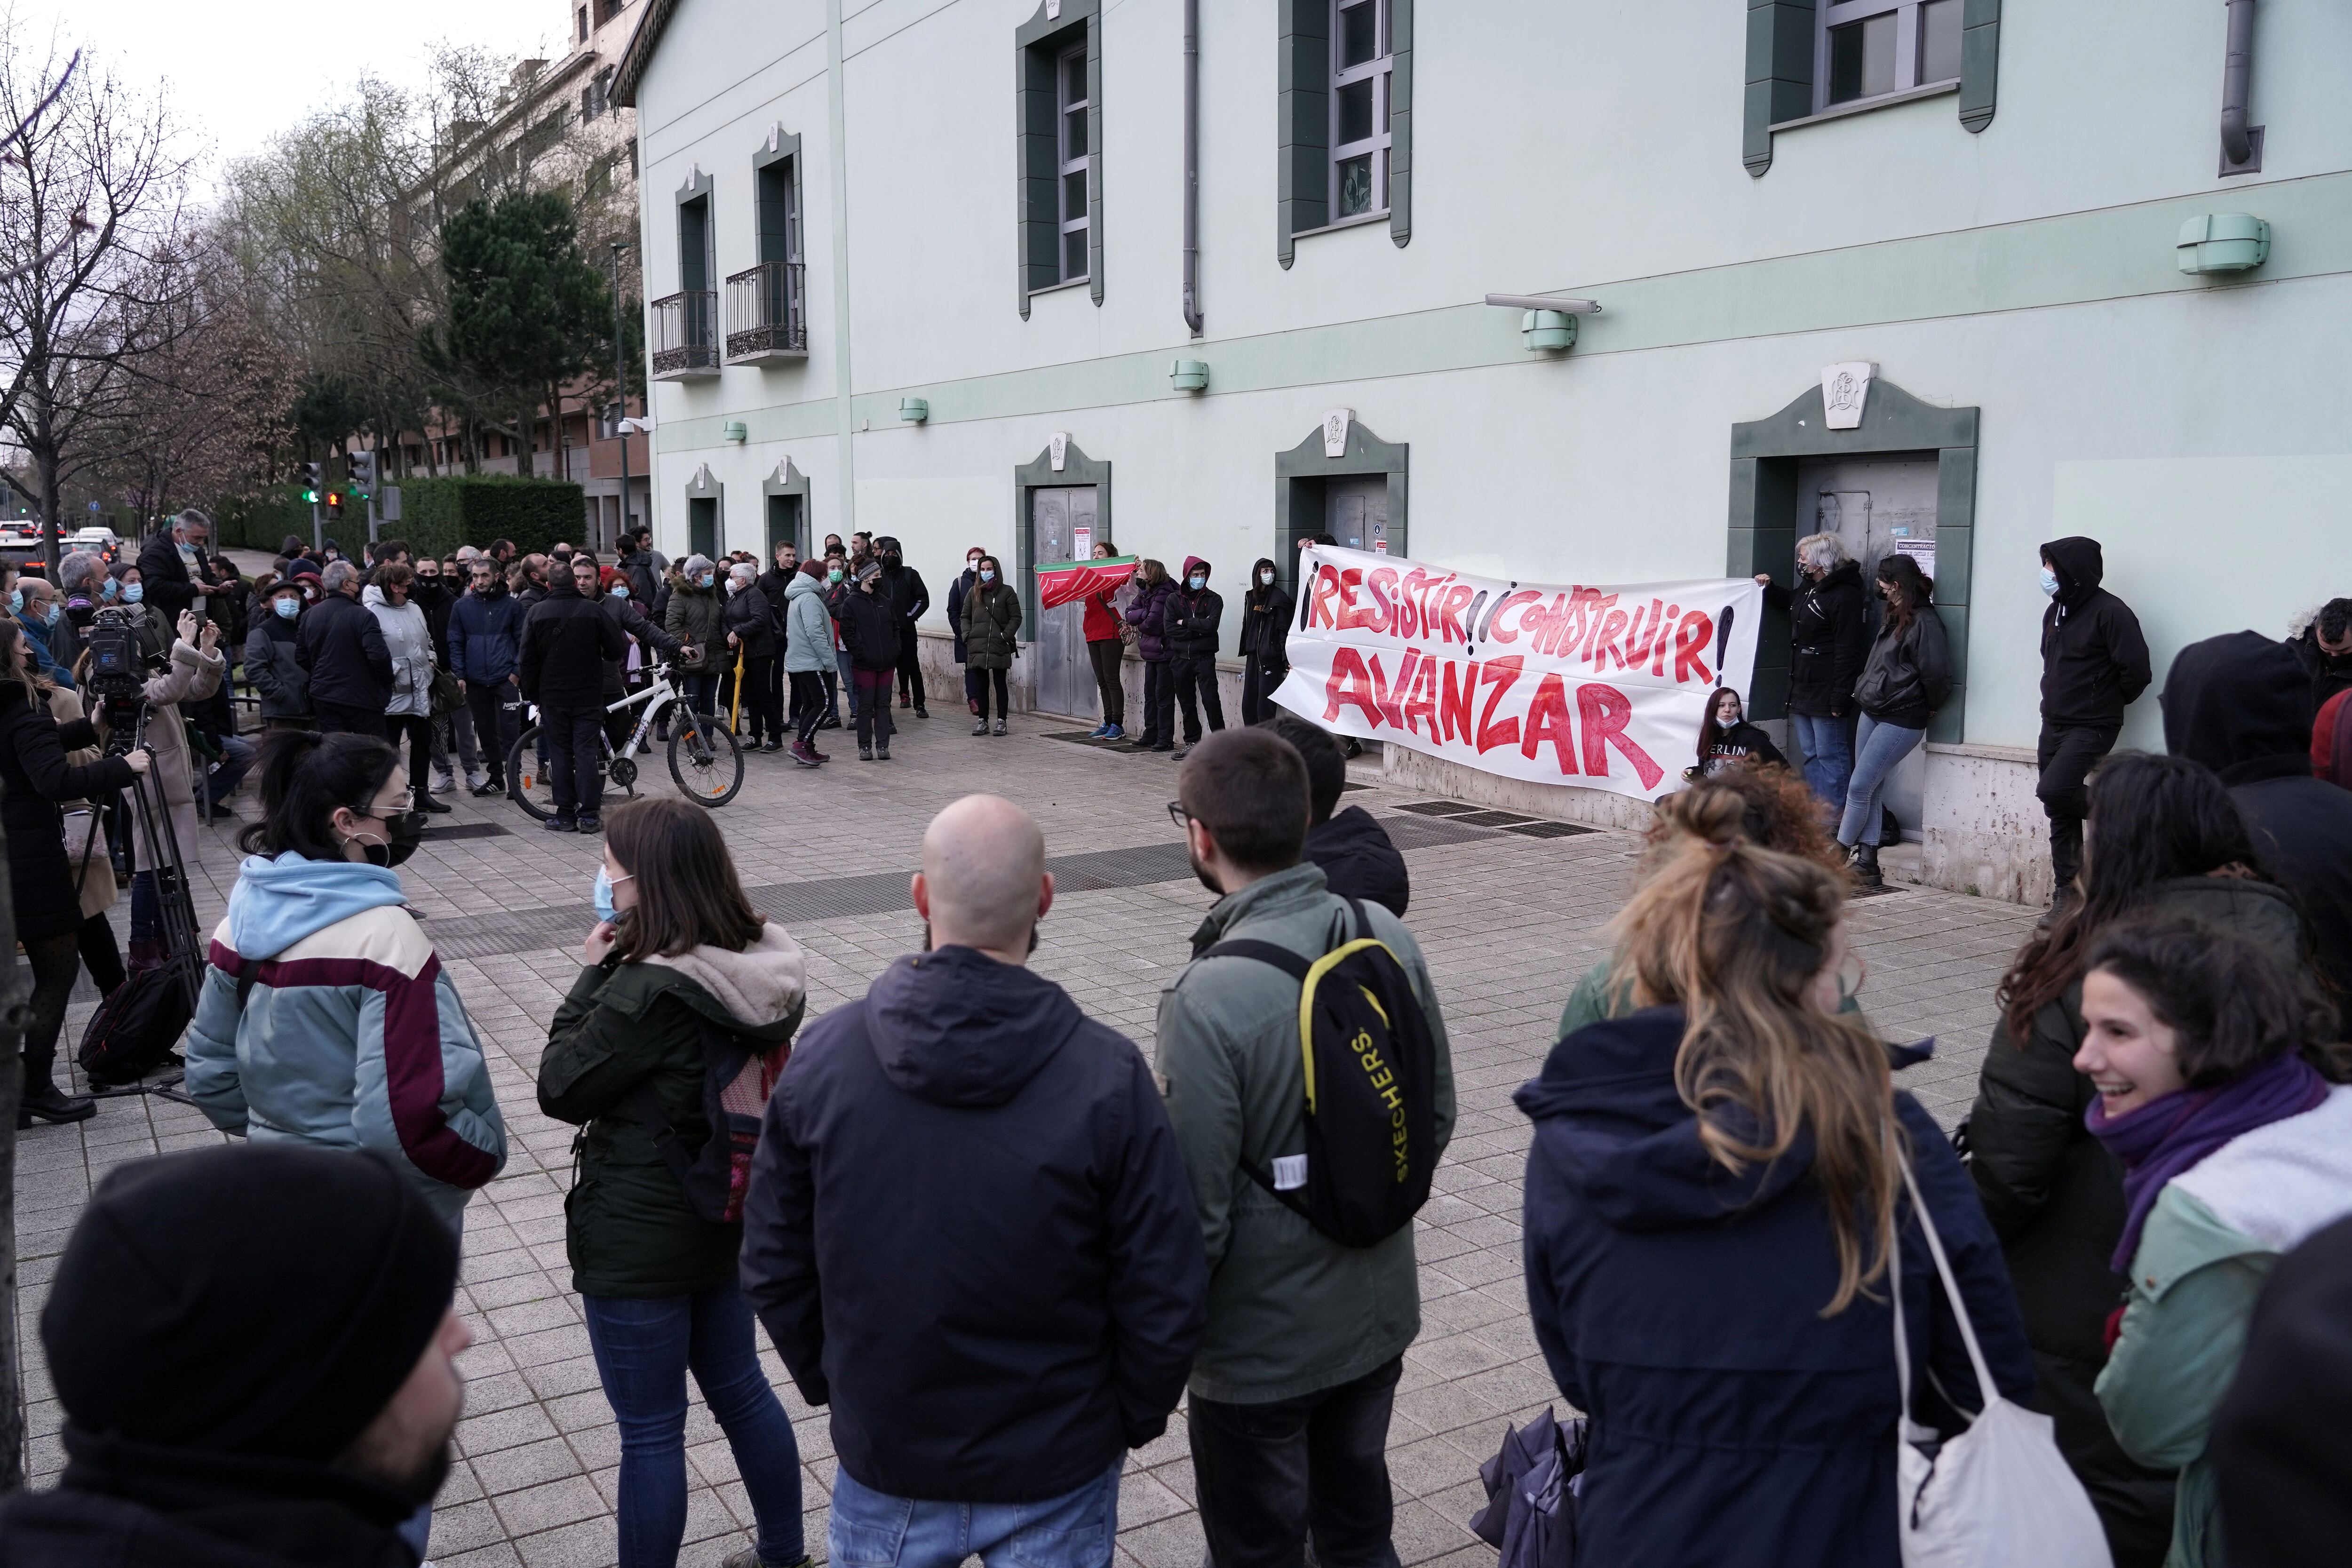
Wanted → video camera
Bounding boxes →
[85,605,163,756]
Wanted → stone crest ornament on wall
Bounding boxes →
[1049,431,1070,471]
[1820,362,1876,430]
[1323,408,1355,457]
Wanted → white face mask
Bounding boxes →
[1260,570,1275,586]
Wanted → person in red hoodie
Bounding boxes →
[1083,539,1128,740]
[2315,687,2352,788]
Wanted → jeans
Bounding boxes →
[836,650,859,716]
[854,668,897,750]
[1088,638,1126,725]
[828,1457,1120,1568]
[1241,655,1287,725]
[205,733,257,806]
[1190,1355,1403,1568]
[582,1282,806,1568]
[467,678,522,788]
[1836,712,1927,846]
[972,667,1010,722]
[542,705,605,821]
[2038,722,2122,893]
[682,671,721,718]
[1139,660,1175,748]
[1790,710,1856,813]
[429,703,481,779]
[1173,653,1224,743]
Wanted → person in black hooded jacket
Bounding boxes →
[874,536,930,717]
[2163,629,2352,1034]
[739,795,1206,1550]
[1271,712,1408,915]
[2038,537,2152,909]
[1756,533,1868,810]
[2289,597,2352,710]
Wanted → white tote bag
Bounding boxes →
[1892,1162,2113,1568]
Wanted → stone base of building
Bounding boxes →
[1378,738,2052,907]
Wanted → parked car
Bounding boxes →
[68,526,123,562]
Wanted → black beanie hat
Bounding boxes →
[42,1144,460,1460]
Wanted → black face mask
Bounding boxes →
[350,811,423,868]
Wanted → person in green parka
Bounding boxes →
[538,795,813,1568]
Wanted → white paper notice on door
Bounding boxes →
[1071,525,1092,561]
[1893,537,1936,581]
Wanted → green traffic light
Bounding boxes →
[302,489,318,502]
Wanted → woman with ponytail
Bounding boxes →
[184,729,507,1227]
[1517,835,2032,1567]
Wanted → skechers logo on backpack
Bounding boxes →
[1204,898,1439,1248]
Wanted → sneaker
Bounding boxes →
[899,695,912,709]
[1100,723,1126,741]
[973,718,989,736]
[544,817,577,833]
[472,778,504,797]
[915,705,929,719]
[992,719,1008,737]
[465,770,491,792]
[858,746,874,761]
[876,743,892,760]
[431,771,457,796]
[577,816,602,835]
[761,738,786,752]
[1171,744,1192,760]
[721,1548,815,1568]
[818,715,842,730]
[1149,742,1175,753]
[1086,724,1108,739]
[790,741,821,768]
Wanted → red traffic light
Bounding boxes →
[326,492,344,516]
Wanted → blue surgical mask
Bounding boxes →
[100,579,117,601]
[2039,567,2059,598]
[125,583,143,604]
[979,568,995,583]
[44,602,60,626]
[699,573,715,589]
[5,589,17,613]
[610,582,628,599]
[274,597,300,619]
[592,866,634,925]
[1189,575,1206,590]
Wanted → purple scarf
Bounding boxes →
[2087,1051,2330,1273]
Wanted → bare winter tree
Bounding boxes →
[0,34,195,577]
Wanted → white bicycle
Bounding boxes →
[509,663,745,816]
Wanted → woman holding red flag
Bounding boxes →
[1083,538,1129,740]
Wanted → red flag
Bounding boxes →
[1034,554,1137,610]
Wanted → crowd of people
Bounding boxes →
[1,509,2350,1568]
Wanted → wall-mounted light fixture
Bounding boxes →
[1171,359,1209,392]
[2177,214,2269,274]
[1486,293,1602,353]
[899,398,930,422]
[722,421,747,443]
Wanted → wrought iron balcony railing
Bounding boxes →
[649,290,719,378]
[725,262,808,363]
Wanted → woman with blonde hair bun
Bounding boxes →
[1517,833,2034,1567]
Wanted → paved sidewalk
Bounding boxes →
[10,705,2041,1566]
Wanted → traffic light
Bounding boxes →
[325,491,344,525]
[349,451,377,498]
[300,462,323,504]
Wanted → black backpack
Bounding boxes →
[630,1011,799,1224]
[1204,898,1440,1248]
[79,964,194,1086]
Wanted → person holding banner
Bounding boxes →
[1838,554,1951,888]
[1239,557,1292,725]
[1083,540,1130,740]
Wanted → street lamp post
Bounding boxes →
[611,241,633,550]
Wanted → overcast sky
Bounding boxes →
[27,0,561,193]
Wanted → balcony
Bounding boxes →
[649,290,718,379]
[725,262,808,364]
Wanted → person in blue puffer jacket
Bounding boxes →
[184,730,507,1227]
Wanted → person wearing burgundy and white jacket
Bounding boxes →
[184,731,507,1226]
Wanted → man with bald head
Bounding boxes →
[741,795,1208,1567]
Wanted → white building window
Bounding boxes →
[1330,0,1392,220]
[1818,0,1963,111]
[1056,43,1089,283]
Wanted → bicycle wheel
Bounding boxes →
[668,709,745,806]
[507,728,556,820]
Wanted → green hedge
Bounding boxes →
[379,475,585,560]
[211,474,586,560]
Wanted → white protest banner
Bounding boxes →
[1272,546,1764,799]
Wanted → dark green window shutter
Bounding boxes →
[1743,0,1815,177]
[1277,0,1328,269]
[1388,0,1412,250]
[1959,0,2000,133]
[1014,0,1101,317]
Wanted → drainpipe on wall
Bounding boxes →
[1182,0,1203,336]
[2220,0,2259,171]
